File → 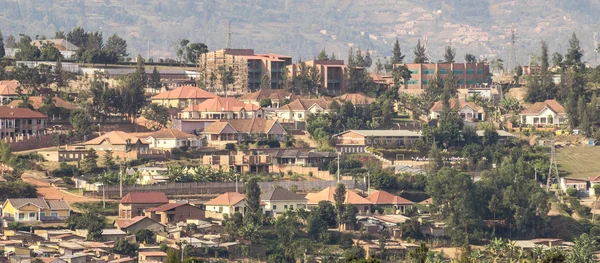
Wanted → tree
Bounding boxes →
[0,30,5,59]
[142,104,170,130]
[103,149,116,170]
[39,43,63,61]
[567,233,596,263]
[244,177,262,226]
[70,109,92,140]
[135,229,155,244]
[525,41,555,102]
[465,54,476,64]
[5,34,16,49]
[260,74,271,89]
[413,39,428,64]
[391,39,405,64]
[113,239,139,255]
[166,249,181,263]
[317,48,329,60]
[375,59,384,73]
[81,148,98,174]
[259,98,272,108]
[149,67,162,93]
[443,45,456,63]
[186,42,208,64]
[334,183,346,229]
[408,243,429,263]
[105,34,128,59]
[564,32,584,70]
[120,55,148,123]
[218,66,235,96]
[392,65,411,89]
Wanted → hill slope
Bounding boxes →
[1,0,600,65]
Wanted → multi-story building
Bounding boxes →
[287,60,348,95]
[399,63,490,90]
[179,97,264,120]
[151,86,218,109]
[0,106,48,138]
[197,49,292,95]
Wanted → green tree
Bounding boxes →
[244,177,262,226]
[166,248,181,263]
[413,39,428,63]
[375,59,384,73]
[70,109,92,140]
[39,43,63,61]
[567,233,596,263]
[120,55,148,122]
[443,45,455,63]
[564,32,584,70]
[260,74,271,89]
[143,104,170,130]
[104,34,128,59]
[317,48,329,60]
[218,66,235,95]
[149,67,162,92]
[525,41,555,102]
[186,42,208,64]
[103,149,116,170]
[113,239,139,255]
[465,53,476,63]
[135,229,155,244]
[408,243,429,263]
[259,98,272,108]
[5,34,16,49]
[0,30,5,59]
[81,148,98,174]
[392,65,411,89]
[391,39,405,64]
[334,183,346,229]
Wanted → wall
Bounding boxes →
[6,133,55,152]
[272,165,353,181]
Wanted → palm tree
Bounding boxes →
[408,243,429,263]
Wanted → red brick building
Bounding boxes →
[398,63,490,90]
[145,203,205,225]
[118,192,168,219]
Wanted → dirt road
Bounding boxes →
[22,171,99,203]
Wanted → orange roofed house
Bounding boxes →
[429,99,485,122]
[366,190,414,214]
[0,106,48,138]
[205,192,265,219]
[305,186,373,215]
[239,89,297,108]
[119,192,169,219]
[179,97,264,120]
[83,131,149,152]
[114,216,166,233]
[335,93,375,106]
[151,86,217,109]
[273,97,331,123]
[8,96,76,120]
[0,80,22,104]
[519,99,567,126]
[145,203,205,225]
[201,119,287,148]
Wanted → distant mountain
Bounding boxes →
[2,0,600,66]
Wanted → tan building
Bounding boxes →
[1,198,71,222]
[334,93,375,106]
[519,99,567,126]
[261,188,307,218]
[83,131,149,152]
[287,60,348,95]
[0,106,48,138]
[114,216,166,233]
[400,63,490,90]
[202,154,271,173]
[201,119,287,148]
[273,97,331,123]
[179,97,264,120]
[138,251,167,263]
[305,186,373,215]
[205,192,265,219]
[198,49,292,95]
[334,130,422,153]
[118,192,169,219]
[429,99,485,122]
[0,80,22,104]
[366,190,414,214]
[151,86,217,109]
[145,128,201,150]
[239,89,297,108]
[145,203,205,225]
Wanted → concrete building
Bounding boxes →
[399,63,490,90]
[201,119,287,148]
[1,198,71,222]
[145,203,205,225]
[287,60,348,95]
[179,97,264,120]
[273,97,331,123]
[118,192,169,219]
[145,128,201,150]
[114,216,166,233]
[202,154,271,173]
[0,106,48,138]
[261,188,307,218]
[333,130,422,153]
[520,99,567,126]
[198,49,292,95]
[138,251,167,263]
[306,186,373,215]
[83,131,149,152]
[366,190,414,214]
[429,99,485,122]
[204,192,265,219]
[151,86,217,109]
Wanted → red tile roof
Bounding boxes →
[0,80,20,96]
[145,202,186,212]
[335,93,375,105]
[520,99,566,115]
[84,131,147,146]
[139,251,168,257]
[239,89,297,101]
[119,192,169,204]
[430,99,483,113]
[205,192,245,206]
[114,216,148,229]
[182,97,249,112]
[590,174,600,183]
[305,186,372,205]
[8,96,76,110]
[366,190,414,205]
[277,98,330,111]
[147,128,196,140]
[151,86,217,100]
[202,119,283,134]
[0,106,47,119]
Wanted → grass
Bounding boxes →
[556,146,600,179]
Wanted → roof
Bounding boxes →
[590,174,600,183]
[84,131,147,146]
[205,192,246,206]
[119,192,169,204]
[563,177,588,184]
[239,89,297,101]
[430,99,484,113]
[7,96,76,110]
[0,80,20,96]
[475,130,516,137]
[335,93,375,105]
[335,130,421,137]
[0,106,48,119]
[276,97,330,111]
[145,202,189,212]
[109,257,135,263]
[366,190,414,205]
[102,229,126,235]
[30,39,79,51]
[151,86,217,100]
[260,188,306,202]
[182,97,254,112]
[47,199,72,210]
[419,198,433,205]
[260,148,337,159]
[139,251,168,257]
[114,216,154,229]
[202,119,283,134]
[520,99,566,115]
[5,198,50,209]
[305,186,373,205]
[148,128,196,140]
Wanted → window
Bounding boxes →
[28,120,32,124]
[466,70,475,74]
[453,70,463,74]
[29,212,36,219]
[409,69,419,74]
[423,69,435,74]
[438,69,449,74]
[422,80,428,84]
[219,207,223,212]
[18,213,24,220]
[290,205,294,210]
[234,207,239,212]
[477,69,484,74]
[273,205,277,210]
[458,80,463,84]
[298,114,303,119]
[407,80,419,85]
[284,205,288,209]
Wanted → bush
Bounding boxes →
[225,143,236,151]
[566,188,578,197]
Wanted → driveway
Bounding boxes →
[22,171,99,203]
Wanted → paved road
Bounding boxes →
[22,171,99,203]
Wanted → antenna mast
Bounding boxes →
[226,22,232,49]
[508,29,517,73]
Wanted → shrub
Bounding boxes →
[566,188,578,197]
[308,171,314,177]
[225,143,236,151]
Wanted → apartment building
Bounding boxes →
[0,106,48,138]
[287,60,348,95]
[399,63,490,90]
[197,49,292,95]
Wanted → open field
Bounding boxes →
[556,146,600,179]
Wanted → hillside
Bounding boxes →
[1,0,600,65]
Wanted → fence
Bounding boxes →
[5,132,56,152]
[86,180,362,198]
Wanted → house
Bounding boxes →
[559,177,589,197]
[151,86,217,108]
[0,106,48,138]
[138,251,167,263]
[589,174,600,196]
[259,148,337,166]
[333,130,422,153]
[74,229,127,242]
[1,198,71,222]
[273,97,331,123]
[202,153,271,173]
[475,130,516,144]
[179,97,264,119]
[366,190,414,214]
[118,192,169,219]
[0,80,21,104]
[239,89,297,108]
[145,128,201,150]
[200,119,287,148]
[8,96,76,111]
[305,186,373,215]
[144,203,205,225]
[204,192,265,219]
[114,216,166,233]
[429,99,485,121]
[59,254,88,263]
[520,99,567,126]
[84,131,149,152]
[334,93,375,106]
[30,39,79,59]
[260,188,307,218]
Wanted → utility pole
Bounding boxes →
[235,173,239,193]
[367,171,370,195]
[226,22,232,49]
[120,163,123,198]
[508,28,517,73]
[337,151,341,183]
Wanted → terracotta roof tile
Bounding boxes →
[305,186,372,205]
[520,100,566,115]
[430,99,483,112]
[0,80,20,96]
[335,93,375,105]
[260,188,306,201]
[114,216,149,229]
[590,174,600,183]
[201,122,234,134]
[182,97,251,112]
[84,131,147,146]
[151,86,217,100]
[366,190,414,205]
[202,119,282,134]
[119,192,168,204]
[139,251,168,257]
[0,106,47,119]
[145,202,186,212]
[205,192,245,206]
[7,96,76,110]
[239,89,297,101]
[276,98,330,111]
[148,128,196,140]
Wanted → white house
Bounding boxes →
[520,99,567,126]
[145,128,201,150]
[274,98,331,122]
[589,175,600,197]
[559,177,589,197]
[260,188,307,218]
[429,99,485,122]
[204,192,265,219]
